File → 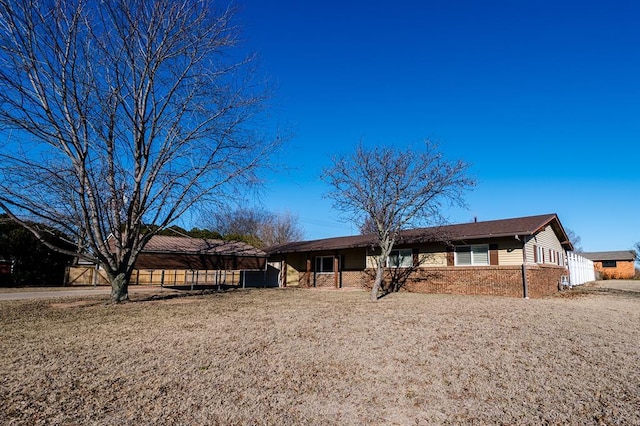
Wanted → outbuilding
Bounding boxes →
[580,251,637,279]
[66,235,268,287]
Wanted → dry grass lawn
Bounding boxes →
[1,284,639,425]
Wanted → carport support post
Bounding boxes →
[93,263,99,287]
[306,257,312,287]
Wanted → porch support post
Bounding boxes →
[334,255,339,288]
[282,256,287,288]
[519,235,529,299]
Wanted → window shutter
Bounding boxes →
[447,248,454,266]
[533,245,538,263]
[489,244,499,265]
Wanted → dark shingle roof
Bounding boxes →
[267,213,571,254]
[580,251,636,262]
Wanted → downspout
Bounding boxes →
[518,235,529,299]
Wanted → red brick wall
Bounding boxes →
[297,271,368,288]
[401,266,523,297]
[314,273,336,288]
[297,265,565,298]
[525,265,566,298]
[341,271,368,288]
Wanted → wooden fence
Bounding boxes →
[66,265,244,287]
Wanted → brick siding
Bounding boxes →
[297,265,566,298]
[593,261,636,280]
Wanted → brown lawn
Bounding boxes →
[1,284,639,425]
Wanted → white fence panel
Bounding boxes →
[567,252,595,286]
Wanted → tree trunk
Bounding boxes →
[110,272,130,303]
[370,261,385,301]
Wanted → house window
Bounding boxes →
[315,256,334,273]
[455,245,489,266]
[602,260,617,268]
[388,249,413,268]
[536,246,545,264]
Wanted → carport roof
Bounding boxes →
[110,235,267,270]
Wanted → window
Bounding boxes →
[602,260,617,268]
[388,249,413,268]
[455,245,489,266]
[315,256,334,273]
[536,245,545,264]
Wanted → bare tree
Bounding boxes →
[565,228,583,253]
[359,216,378,235]
[0,0,278,302]
[322,142,474,301]
[259,211,304,247]
[208,207,304,247]
[211,207,269,241]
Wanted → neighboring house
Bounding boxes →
[266,213,573,298]
[580,251,637,279]
[66,235,268,287]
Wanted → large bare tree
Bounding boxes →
[322,142,474,301]
[0,0,278,302]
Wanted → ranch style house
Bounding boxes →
[266,213,574,298]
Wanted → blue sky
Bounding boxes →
[236,1,639,252]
